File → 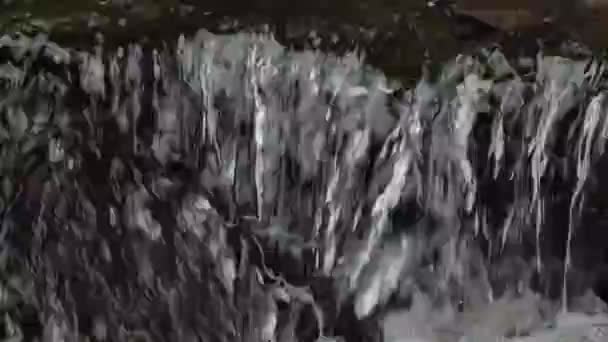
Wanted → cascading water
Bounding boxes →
[1,28,608,341]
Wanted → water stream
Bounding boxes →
[1,25,608,342]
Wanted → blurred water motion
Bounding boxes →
[1,13,608,342]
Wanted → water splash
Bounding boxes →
[1,30,608,341]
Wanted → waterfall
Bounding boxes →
[1,30,608,341]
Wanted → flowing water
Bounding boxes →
[1,10,608,342]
